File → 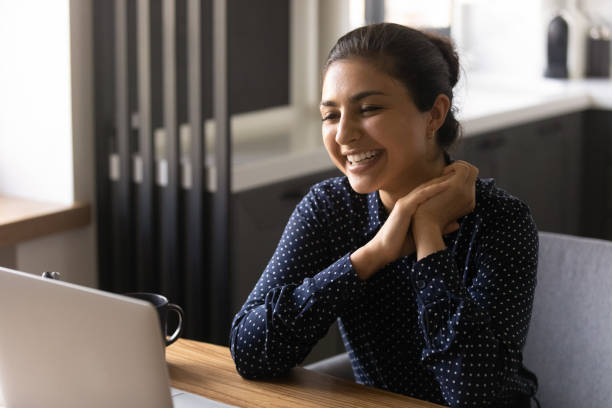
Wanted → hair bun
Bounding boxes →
[425,33,459,88]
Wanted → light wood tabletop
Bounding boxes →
[0,195,90,246]
[166,339,448,408]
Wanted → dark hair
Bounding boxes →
[323,23,461,150]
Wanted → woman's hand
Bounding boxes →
[351,174,452,280]
[412,161,478,260]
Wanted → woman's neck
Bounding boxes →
[379,155,446,213]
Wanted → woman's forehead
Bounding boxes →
[321,59,408,102]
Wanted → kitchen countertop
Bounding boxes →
[211,75,612,192]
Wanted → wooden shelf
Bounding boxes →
[0,196,91,247]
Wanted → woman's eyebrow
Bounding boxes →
[320,90,386,107]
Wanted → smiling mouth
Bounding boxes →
[346,150,381,165]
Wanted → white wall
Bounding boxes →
[0,0,74,204]
[0,3,96,401]
[453,0,612,78]
[568,0,612,23]
[452,0,547,77]
[0,0,96,287]
[16,0,97,287]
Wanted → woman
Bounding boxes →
[230,23,539,408]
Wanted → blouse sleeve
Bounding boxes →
[410,199,538,407]
[229,187,366,379]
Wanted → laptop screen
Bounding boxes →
[0,267,173,408]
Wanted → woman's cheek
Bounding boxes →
[322,129,344,167]
[322,128,334,151]
[362,116,387,140]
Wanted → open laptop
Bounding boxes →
[0,267,235,408]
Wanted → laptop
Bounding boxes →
[0,267,235,408]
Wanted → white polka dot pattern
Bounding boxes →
[230,177,539,408]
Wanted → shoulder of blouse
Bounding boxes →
[474,177,536,232]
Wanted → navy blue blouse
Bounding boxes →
[230,176,538,407]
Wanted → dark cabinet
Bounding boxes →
[455,113,583,235]
[582,110,612,239]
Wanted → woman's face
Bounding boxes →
[321,58,436,196]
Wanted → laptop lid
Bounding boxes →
[0,267,173,408]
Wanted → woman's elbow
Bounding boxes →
[229,341,267,379]
[233,360,263,380]
[231,353,288,380]
[230,343,292,380]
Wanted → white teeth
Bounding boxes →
[347,150,379,164]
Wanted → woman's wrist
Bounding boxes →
[350,240,387,280]
[412,215,446,261]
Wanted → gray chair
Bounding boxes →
[524,231,612,408]
[306,232,612,407]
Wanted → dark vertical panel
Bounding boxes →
[127,0,139,136]
[151,0,164,295]
[202,0,213,121]
[161,0,181,301]
[196,0,289,119]
[94,0,291,340]
[211,0,231,345]
[185,0,208,340]
[93,0,115,291]
[581,110,612,239]
[151,0,164,129]
[136,0,156,291]
[127,0,140,278]
[176,1,189,127]
[227,0,289,114]
[176,0,188,318]
[114,0,133,292]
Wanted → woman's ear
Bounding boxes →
[429,94,450,133]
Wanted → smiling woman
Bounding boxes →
[320,60,447,200]
[230,23,540,408]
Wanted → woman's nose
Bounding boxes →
[335,116,360,145]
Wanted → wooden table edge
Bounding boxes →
[0,196,91,246]
[167,339,448,408]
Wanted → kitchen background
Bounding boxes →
[0,0,611,354]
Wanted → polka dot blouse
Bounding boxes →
[230,176,539,408]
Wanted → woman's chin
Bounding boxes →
[347,178,378,195]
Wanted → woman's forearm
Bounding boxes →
[230,252,367,379]
[413,217,446,260]
[350,241,385,280]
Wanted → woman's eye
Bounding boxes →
[321,112,339,122]
[361,106,381,114]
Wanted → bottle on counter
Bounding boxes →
[585,23,611,78]
[544,0,590,79]
[545,13,569,78]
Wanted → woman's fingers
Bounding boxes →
[421,179,450,196]
[419,172,454,189]
[411,179,450,205]
[395,184,444,218]
[443,160,479,182]
[442,164,455,175]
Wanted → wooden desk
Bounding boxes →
[0,195,90,247]
[167,339,447,408]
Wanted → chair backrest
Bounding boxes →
[524,232,612,408]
